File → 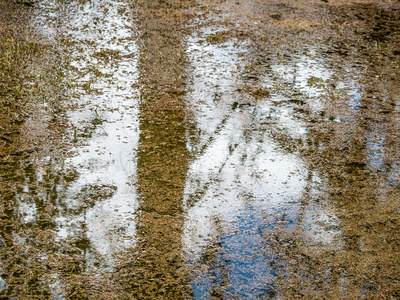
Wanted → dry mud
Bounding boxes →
[1,0,400,299]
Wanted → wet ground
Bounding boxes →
[1,0,400,298]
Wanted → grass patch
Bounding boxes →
[91,48,121,61]
[250,87,270,98]
[206,31,230,44]
[307,76,323,87]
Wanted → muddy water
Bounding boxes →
[1,0,400,298]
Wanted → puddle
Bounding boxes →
[34,0,141,269]
[1,0,400,298]
[182,26,348,298]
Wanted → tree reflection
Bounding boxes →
[257,50,400,298]
[181,3,400,297]
[116,0,194,298]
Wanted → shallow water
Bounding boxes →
[1,0,400,298]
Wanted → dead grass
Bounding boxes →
[206,31,231,44]
[279,19,321,29]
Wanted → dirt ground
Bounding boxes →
[1,0,400,298]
